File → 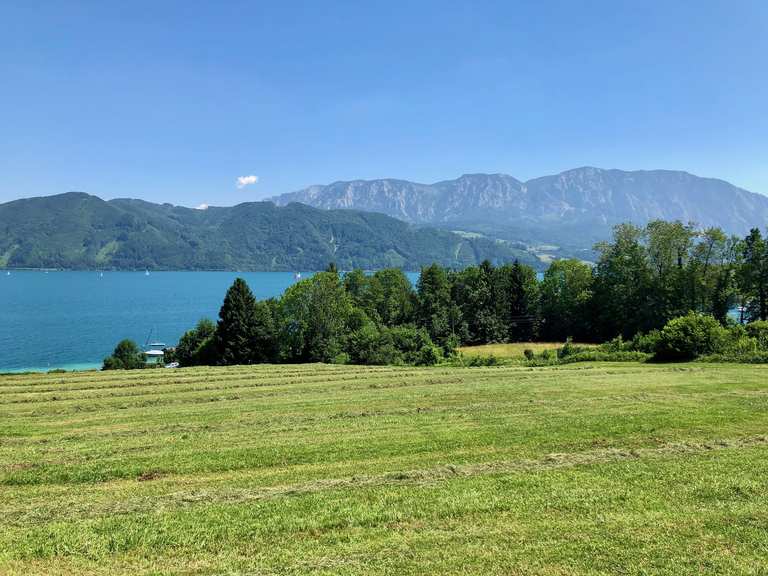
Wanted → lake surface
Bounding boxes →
[1,271,376,372]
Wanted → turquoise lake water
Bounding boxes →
[0,271,353,372]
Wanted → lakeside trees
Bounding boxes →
[279,271,352,362]
[102,339,144,370]
[105,220,768,369]
[167,269,445,368]
[539,259,593,341]
[215,278,263,365]
[739,228,768,322]
[175,319,216,366]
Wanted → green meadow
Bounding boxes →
[458,341,596,359]
[1,362,767,575]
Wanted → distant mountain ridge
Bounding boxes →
[0,192,536,271]
[5,167,765,271]
[272,168,768,244]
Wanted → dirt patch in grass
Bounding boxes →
[4,463,36,472]
[137,471,163,482]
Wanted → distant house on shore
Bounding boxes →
[143,343,166,366]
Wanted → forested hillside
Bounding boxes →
[0,192,537,270]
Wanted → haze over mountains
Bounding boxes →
[273,167,768,246]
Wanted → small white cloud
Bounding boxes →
[237,175,259,189]
[195,203,209,210]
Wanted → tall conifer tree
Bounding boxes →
[215,278,260,365]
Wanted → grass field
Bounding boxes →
[458,341,595,359]
[1,362,768,575]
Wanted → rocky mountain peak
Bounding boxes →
[271,168,768,239]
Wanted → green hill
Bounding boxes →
[0,192,538,270]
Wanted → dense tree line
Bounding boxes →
[586,222,767,337]
[173,268,444,367]
[105,220,768,369]
[422,221,765,346]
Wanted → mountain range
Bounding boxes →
[0,192,534,271]
[272,167,768,248]
[2,167,766,271]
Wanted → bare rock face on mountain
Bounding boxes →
[523,168,768,231]
[276,175,527,225]
[273,168,768,242]
[277,179,441,223]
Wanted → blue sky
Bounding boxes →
[1,1,766,207]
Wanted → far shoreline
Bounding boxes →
[0,268,424,273]
[0,362,102,375]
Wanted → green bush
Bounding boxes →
[389,325,441,365]
[540,349,556,361]
[631,330,661,353]
[417,344,442,366]
[466,354,500,367]
[161,347,177,365]
[557,338,592,358]
[654,313,728,361]
[523,349,535,360]
[195,336,218,366]
[745,321,768,350]
[559,350,649,364]
[700,351,768,364]
[722,325,759,356]
[557,338,575,358]
[520,349,560,366]
[601,335,629,353]
[442,334,460,357]
[176,319,216,367]
[102,356,124,370]
[102,339,144,371]
[346,323,402,365]
[331,352,350,365]
[345,323,443,366]
[523,349,649,366]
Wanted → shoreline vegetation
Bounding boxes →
[99,219,768,371]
